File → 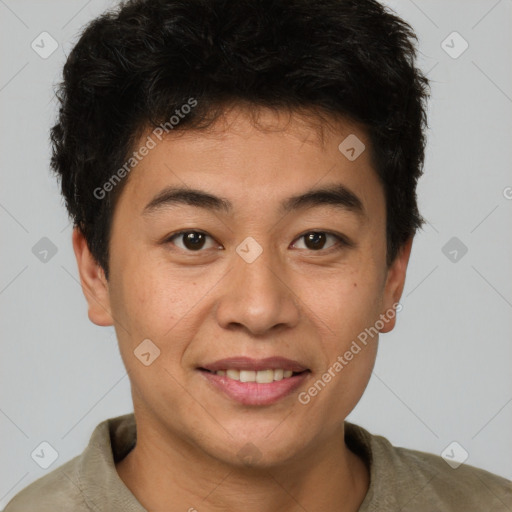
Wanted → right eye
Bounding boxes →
[165,230,220,252]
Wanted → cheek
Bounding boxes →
[109,240,183,324]
[301,275,380,416]
[303,267,382,342]
[108,251,224,363]
[115,272,188,338]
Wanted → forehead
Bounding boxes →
[115,106,383,222]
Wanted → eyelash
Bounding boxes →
[163,230,352,254]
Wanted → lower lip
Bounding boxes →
[199,370,310,406]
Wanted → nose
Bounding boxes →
[215,242,301,337]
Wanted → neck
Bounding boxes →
[115,417,369,512]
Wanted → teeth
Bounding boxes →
[239,370,256,382]
[214,368,298,382]
[226,369,240,380]
[256,369,274,383]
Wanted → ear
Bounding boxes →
[72,227,114,327]
[379,236,413,334]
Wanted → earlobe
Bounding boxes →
[379,236,413,334]
[71,227,114,327]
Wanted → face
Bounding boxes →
[74,106,411,468]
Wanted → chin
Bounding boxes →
[203,430,310,470]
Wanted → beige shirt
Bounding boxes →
[3,413,511,511]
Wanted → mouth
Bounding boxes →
[197,357,311,405]
[200,368,307,383]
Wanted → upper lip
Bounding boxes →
[200,356,309,373]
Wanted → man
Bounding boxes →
[4,0,511,510]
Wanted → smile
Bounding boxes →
[207,368,295,383]
[198,366,311,406]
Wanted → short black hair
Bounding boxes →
[51,0,430,279]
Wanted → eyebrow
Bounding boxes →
[142,183,366,219]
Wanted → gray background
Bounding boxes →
[1,0,511,506]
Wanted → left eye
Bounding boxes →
[292,231,345,251]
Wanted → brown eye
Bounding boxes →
[304,232,328,250]
[168,231,216,251]
[292,231,350,253]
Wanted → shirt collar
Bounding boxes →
[75,413,384,511]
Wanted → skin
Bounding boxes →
[73,105,413,511]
